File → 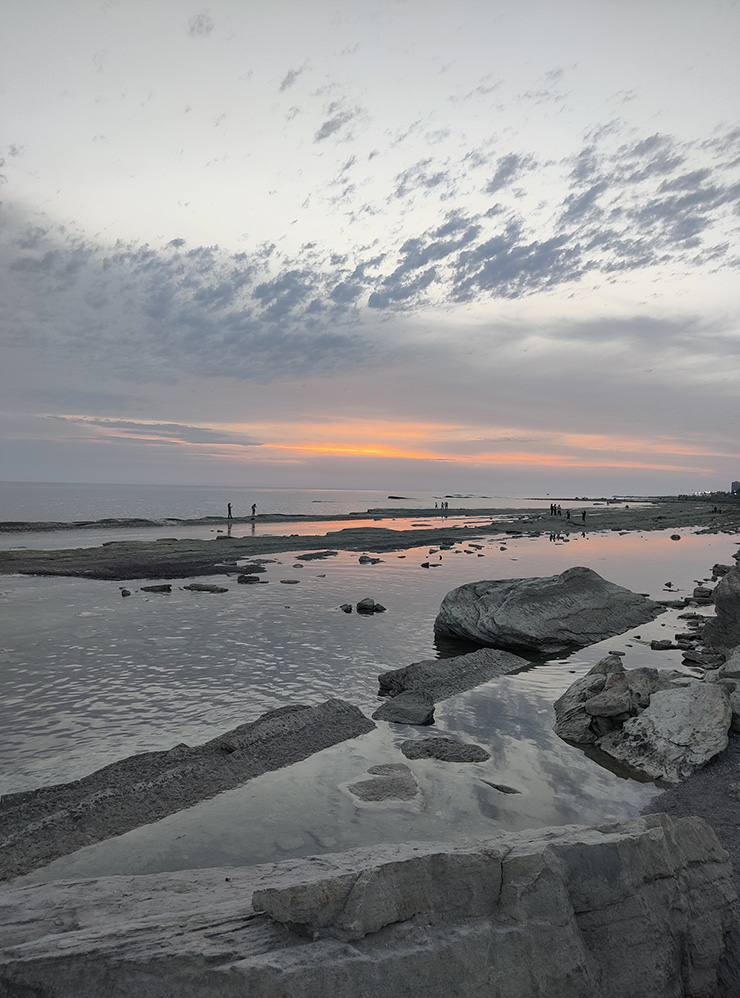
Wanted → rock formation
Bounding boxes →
[434,566,665,654]
[554,655,732,782]
[0,700,375,881]
[378,645,528,702]
[1,814,736,997]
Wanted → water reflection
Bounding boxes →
[1,527,731,882]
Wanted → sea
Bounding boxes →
[1,481,736,885]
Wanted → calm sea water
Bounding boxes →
[2,483,735,884]
[0,481,601,523]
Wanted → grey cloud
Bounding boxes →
[314,104,360,142]
[188,13,214,36]
[393,159,450,199]
[485,153,535,194]
[280,67,304,92]
[51,416,261,446]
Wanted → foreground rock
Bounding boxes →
[0,700,375,881]
[1,814,735,997]
[378,646,528,702]
[434,566,665,654]
[554,655,732,782]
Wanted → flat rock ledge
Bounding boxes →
[378,646,529,702]
[0,814,736,997]
[434,566,666,654]
[0,700,375,881]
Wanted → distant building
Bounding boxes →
[733,481,740,493]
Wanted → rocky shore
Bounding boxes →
[1,499,738,580]
[2,499,740,995]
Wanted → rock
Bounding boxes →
[651,639,675,650]
[356,598,385,614]
[346,763,419,802]
[0,700,375,881]
[120,588,131,597]
[182,583,228,593]
[358,554,382,564]
[480,779,521,794]
[693,586,714,600]
[703,566,740,653]
[713,564,733,577]
[280,579,300,584]
[598,682,732,782]
[400,737,490,762]
[338,603,352,613]
[372,691,435,725]
[553,654,626,744]
[0,816,736,997]
[378,646,528,703]
[295,550,339,560]
[237,574,262,583]
[718,648,740,680]
[434,566,665,654]
[140,584,172,593]
[670,533,682,540]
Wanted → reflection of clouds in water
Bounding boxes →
[434,678,660,829]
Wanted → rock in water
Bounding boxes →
[378,646,528,703]
[372,691,435,725]
[434,566,665,654]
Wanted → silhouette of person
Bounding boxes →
[251,503,257,519]
[227,503,232,520]
[581,510,586,522]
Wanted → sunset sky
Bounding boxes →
[2,0,739,496]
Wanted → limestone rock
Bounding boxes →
[400,736,490,762]
[0,815,735,997]
[704,566,740,653]
[599,682,731,783]
[434,566,665,654]
[182,582,228,593]
[0,700,375,881]
[553,654,626,744]
[346,764,419,802]
[372,691,434,725]
[378,646,528,703]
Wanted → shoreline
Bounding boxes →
[2,500,739,581]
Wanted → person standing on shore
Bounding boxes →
[227,503,232,520]
[251,503,256,519]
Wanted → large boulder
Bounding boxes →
[2,815,735,997]
[703,565,740,653]
[598,682,731,783]
[434,566,665,654]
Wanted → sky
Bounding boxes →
[1,0,739,496]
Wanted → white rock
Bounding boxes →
[598,682,731,783]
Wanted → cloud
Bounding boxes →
[280,67,305,92]
[314,103,362,142]
[50,415,262,447]
[187,12,214,37]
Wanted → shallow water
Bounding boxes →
[2,524,734,884]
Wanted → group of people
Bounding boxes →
[227,502,257,520]
[550,503,587,522]
[434,501,450,509]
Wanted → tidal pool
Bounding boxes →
[1,526,734,883]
